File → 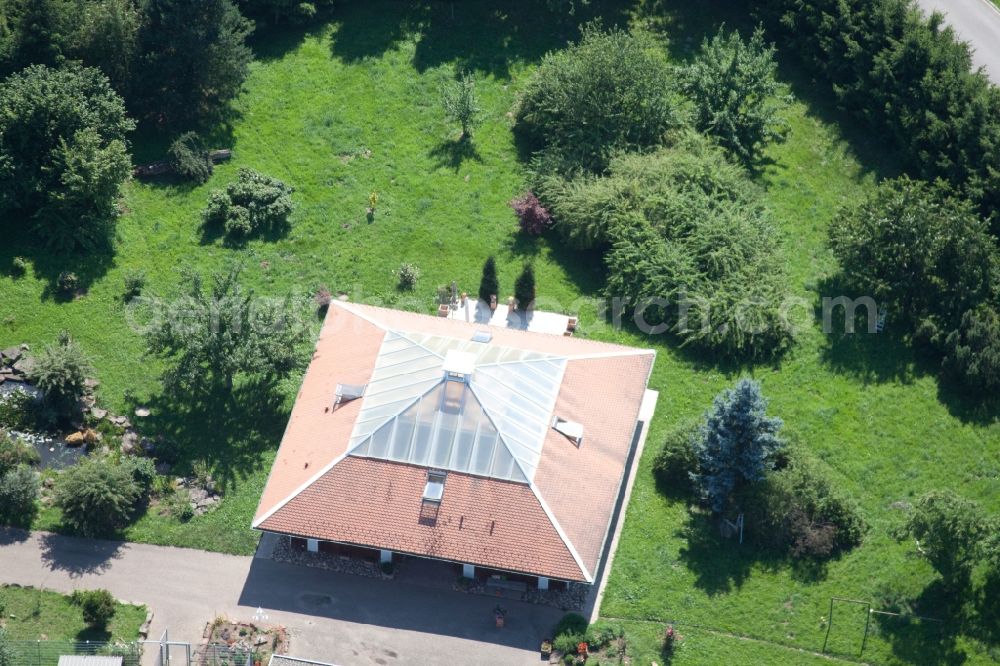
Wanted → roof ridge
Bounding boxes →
[331,300,656,356]
[529,481,594,582]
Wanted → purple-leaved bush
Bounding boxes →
[510,191,553,235]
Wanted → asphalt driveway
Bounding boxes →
[0,528,562,665]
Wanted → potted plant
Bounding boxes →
[540,638,552,658]
[494,604,507,628]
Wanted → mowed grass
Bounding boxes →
[0,1,997,664]
[0,585,146,642]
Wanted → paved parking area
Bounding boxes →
[0,528,562,665]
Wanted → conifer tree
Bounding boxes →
[478,256,499,304]
[692,378,784,511]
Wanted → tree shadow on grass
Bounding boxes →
[871,580,968,666]
[0,231,116,300]
[38,531,125,578]
[139,378,290,495]
[329,0,635,78]
[199,214,293,248]
[428,136,482,171]
[816,276,1000,425]
[249,17,333,63]
[676,510,782,595]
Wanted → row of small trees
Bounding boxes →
[476,256,536,313]
[756,0,1000,234]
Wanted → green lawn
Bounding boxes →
[0,585,146,642]
[1,1,998,665]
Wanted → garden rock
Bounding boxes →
[11,356,36,376]
[121,430,139,455]
[1,347,21,364]
[90,407,108,420]
[65,431,86,447]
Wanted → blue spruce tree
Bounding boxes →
[692,378,784,512]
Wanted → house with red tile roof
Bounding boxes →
[253,300,657,589]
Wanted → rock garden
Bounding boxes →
[199,616,289,666]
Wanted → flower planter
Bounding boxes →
[437,304,449,318]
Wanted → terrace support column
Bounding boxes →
[380,549,393,564]
[306,539,319,553]
[462,563,475,579]
[537,576,549,591]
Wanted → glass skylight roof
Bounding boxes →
[346,330,566,483]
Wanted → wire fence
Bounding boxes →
[193,644,255,666]
[6,639,143,666]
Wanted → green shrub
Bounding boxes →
[0,432,40,476]
[943,304,1000,392]
[441,71,480,139]
[0,388,40,430]
[10,257,27,278]
[54,457,142,536]
[0,628,15,666]
[513,24,681,173]
[123,456,157,492]
[122,270,147,302]
[652,419,699,496]
[541,134,791,357]
[0,464,40,526]
[553,612,588,639]
[740,452,866,559]
[513,264,535,312]
[30,335,92,420]
[829,177,999,345]
[168,131,213,184]
[553,633,584,657]
[0,64,134,251]
[683,26,788,162]
[70,589,117,629]
[57,271,80,296]
[585,621,623,649]
[396,263,420,290]
[203,168,294,239]
[899,490,989,589]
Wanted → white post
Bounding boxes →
[537,576,549,591]
[306,538,319,553]
[462,563,475,579]
[380,549,392,564]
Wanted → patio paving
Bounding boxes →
[446,298,572,336]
